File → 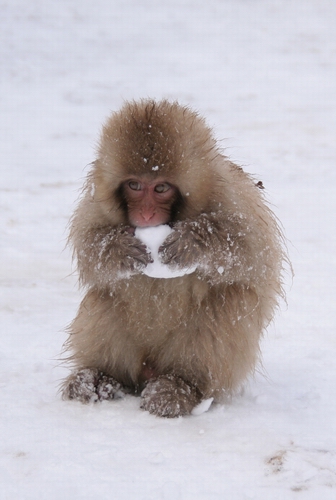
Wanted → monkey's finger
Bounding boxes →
[158,231,181,253]
[129,242,151,257]
[159,245,181,265]
[121,226,135,235]
[129,243,148,255]
[130,252,151,266]
[128,248,153,265]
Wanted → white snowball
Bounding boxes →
[135,225,197,279]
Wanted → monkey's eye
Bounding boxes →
[154,183,170,193]
[128,181,142,191]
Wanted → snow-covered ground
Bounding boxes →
[1,0,336,498]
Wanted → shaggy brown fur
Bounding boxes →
[61,99,287,417]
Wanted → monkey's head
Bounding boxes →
[93,99,221,227]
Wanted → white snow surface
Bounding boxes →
[1,1,336,498]
[135,225,197,278]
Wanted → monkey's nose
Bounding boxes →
[141,210,155,222]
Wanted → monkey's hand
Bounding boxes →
[159,214,251,284]
[159,216,219,270]
[110,227,153,274]
[77,226,153,287]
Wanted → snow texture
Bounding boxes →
[135,225,197,278]
[1,1,336,499]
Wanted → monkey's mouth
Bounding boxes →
[132,215,170,228]
[135,221,162,228]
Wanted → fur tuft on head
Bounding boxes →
[94,99,220,219]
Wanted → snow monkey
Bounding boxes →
[61,99,286,417]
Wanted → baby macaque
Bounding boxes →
[61,99,286,417]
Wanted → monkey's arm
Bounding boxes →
[159,212,274,285]
[72,225,152,289]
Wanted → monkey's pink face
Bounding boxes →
[123,178,177,227]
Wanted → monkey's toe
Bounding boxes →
[140,375,201,418]
[62,368,100,403]
[96,375,126,400]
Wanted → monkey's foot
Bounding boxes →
[96,374,125,401]
[62,368,125,404]
[140,375,201,418]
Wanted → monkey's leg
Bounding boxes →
[62,368,125,403]
[140,375,202,418]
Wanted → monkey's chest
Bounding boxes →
[115,274,204,334]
